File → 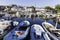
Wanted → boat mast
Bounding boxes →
[55,15,58,28]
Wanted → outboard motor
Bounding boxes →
[30,24,50,40]
[13,21,19,26]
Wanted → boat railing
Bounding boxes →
[42,22,59,40]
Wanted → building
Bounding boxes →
[11,5,25,12]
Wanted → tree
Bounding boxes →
[55,4,60,12]
[45,6,52,10]
[30,6,36,13]
[55,4,60,28]
[11,4,17,7]
[45,6,57,14]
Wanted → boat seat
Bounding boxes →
[49,28,60,31]
[49,28,60,36]
[53,32,60,35]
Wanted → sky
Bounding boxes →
[0,0,60,7]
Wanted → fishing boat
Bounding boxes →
[0,19,12,38]
[42,22,60,40]
[15,20,30,39]
[3,20,30,40]
[30,24,50,40]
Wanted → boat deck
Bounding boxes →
[3,24,21,40]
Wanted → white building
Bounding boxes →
[11,6,25,12]
[35,7,41,12]
[25,7,34,12]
